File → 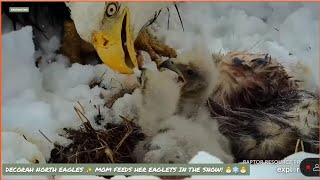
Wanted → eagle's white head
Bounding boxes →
[66,2,171,74]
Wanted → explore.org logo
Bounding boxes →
[9,7,29,13]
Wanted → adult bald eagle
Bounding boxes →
[2,2,182,74]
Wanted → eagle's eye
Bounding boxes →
[106,2,119,17]
[232,57,244,66]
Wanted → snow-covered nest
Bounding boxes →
[49,116,145,164]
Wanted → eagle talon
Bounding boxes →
[135,30,177,67]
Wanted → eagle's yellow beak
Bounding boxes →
[91,8,138,74]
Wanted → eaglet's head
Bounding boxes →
[173,46,219,102]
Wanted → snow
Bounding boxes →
[152,2,319,92]
[2,131,46,164]
[1,132,51,179]
[189,151,224,164]
[2,26,137,161]
[2,2,319,179]
[2,26,42,105]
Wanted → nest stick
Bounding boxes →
[77,101,85,114]
[69,146,107,159]
[249,39,261,51]
[75,151,78,164]
[105,148,115,163]
[104,87,137,109]
[300,140,305,152]
[295,139,304,153]
[74,107,86,124]
[74,106,94,131]
[110,78,124,91]
[23,135,28,141]
[75,106,91,123]
[114,128,133,153]
[50,110,145,164]
[99,69,108,80]
[39,130,53,144]
[114,116,134,152]
[295,139,299,153]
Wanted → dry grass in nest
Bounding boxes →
[49,74,143,164]
[49,106,145,163]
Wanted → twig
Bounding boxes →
[115,128,133,153]
[77,101,85,114]
[167,7,170,30]
[99,69,108,81]
[74,107,87,124]
[295,139,300,153]
[75,151,78,164]
[23,134,28,141]
[39,130,53,144]
[114,116,134,152]
[295,139,305,153]
[249,40,261,51]
[97,134,108,147]
[105,148,115,163]
[104,87,137,109]
[301,140,305,152]
[74,106,94,131]
[110,78,124,91]
[75,107,91,123]
[68,146,107,158]
[119,115,134,123]
[174,3,184,32]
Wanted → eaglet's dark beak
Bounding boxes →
[159,59,185,82]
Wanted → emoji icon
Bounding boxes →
[232,166,239,173]
[240,166,246,174]
[313,164,319,172]
[226,166,232,173]
[86,167,92,173]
